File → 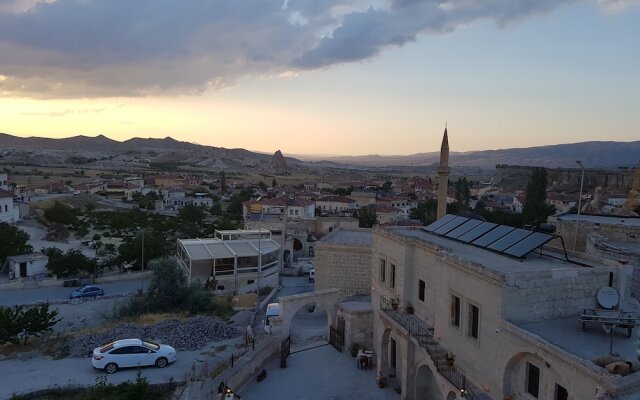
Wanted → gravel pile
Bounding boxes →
[67,316,240,358]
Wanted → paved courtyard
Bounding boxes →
[240,344,399,400]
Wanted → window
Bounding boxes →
[468,303,479,339]
[555,384,568,400]
[526,362,540,398]
[390,264,396,288]
[418,280,425,302]
[450,295,460,327]
[379,259,386,283]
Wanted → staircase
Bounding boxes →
[380,296,481,400]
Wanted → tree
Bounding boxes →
[0,306,22,345]
[522,168,554,228]
[0,222,33,265]
[146,257,188,312]
[18,303,60,344]
[257,181,268,191]
[454,178,471,210]
[42,247,95,277]
[117,231,167,269]
[178,204,205,224]
[272,178,277,188]
[410,199,437,224]
[381,181,393,193]
[357,206,378,228]
[0,304,60,345]
[43,202,77,225]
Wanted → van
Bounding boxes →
[309,268,315,283]
[264,303,280,335]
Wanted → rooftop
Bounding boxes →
[556,213,640,227]
[178,237,280,260]
[516,316,637,362]
[319,229,372,247]
[389,227,613,275]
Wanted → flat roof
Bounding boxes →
[392,228,608,275]
[320,230,372,247]
[556,213,640,227]
[517,317,637,362]
[179,238,280,261]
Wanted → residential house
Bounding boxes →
[3,253,49,279]
[316,195,357,214]
[0,188,19,223]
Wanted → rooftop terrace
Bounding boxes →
[390,228,616,275]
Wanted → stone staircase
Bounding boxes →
[380,296,482,399]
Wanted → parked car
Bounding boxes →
[264,303,280,335]
[92,338,177,374]
[69,284,104,299]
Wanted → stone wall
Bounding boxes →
[550,217,640,253]
[495,165,634,192]
[336,302,373,351]
[502,266,628,323]
[315,241,372,301]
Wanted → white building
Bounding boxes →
[3,253,49,279]
[176,229,280,292]
[315,195,357,214]
[0,188,19,223]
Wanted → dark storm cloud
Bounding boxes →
[0,0,600,98]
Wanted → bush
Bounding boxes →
[115,257,232,318]
[43,202,77,225]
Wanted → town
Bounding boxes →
[0,127,639,399]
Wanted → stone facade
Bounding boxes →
[549,215,640,253]
[315,230,372,301]
[336,302,373,352]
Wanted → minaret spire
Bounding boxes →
[436,124,451,220]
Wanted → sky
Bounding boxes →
[0,0,638,156]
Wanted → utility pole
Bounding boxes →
[573,161,585,251]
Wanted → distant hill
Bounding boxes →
[316,141,640,169]
[0,133,302,171]
[1,133,637,171]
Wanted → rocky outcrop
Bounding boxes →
[272,150,287,173]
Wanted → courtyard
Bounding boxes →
[239,344,399,400]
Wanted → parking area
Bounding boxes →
[239,344,399,400]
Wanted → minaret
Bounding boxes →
[436,124,450,219]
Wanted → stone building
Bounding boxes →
[549,213,640,253]
[371,218,640,400]
[314,228,372,301]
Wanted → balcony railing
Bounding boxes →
[380,296,480,400]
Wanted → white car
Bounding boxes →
[91,339,177,374]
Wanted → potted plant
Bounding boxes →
[445,351,455,367]
[391,297,400,310]
[406,303,414,314]
[349,342,360,358]
[376,371,387,388]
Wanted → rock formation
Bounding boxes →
[272,150,287,173]
[624,168,640,213]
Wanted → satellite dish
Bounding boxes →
[597,287,620,310]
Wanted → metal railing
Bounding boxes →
[380,296,480,400]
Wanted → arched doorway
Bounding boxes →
[293,238,303,251]
[289,302,328,351]
[415,364,442,400]
[380,328,394,375]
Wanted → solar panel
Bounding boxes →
[457,222,498,243]
[487,229,534,252]
[434,216,469,235]
[503,232,555,258]
[445,219,484,239]
[423,214,457,232]
[472,225,515,247]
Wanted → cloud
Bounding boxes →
[0,0,622,98]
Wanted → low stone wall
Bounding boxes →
[180,335,280,400]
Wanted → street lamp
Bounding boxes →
[137,227,145,294]
[573,161,585,251]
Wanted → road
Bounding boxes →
[0,336,244,399]
[0,278,151,306]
